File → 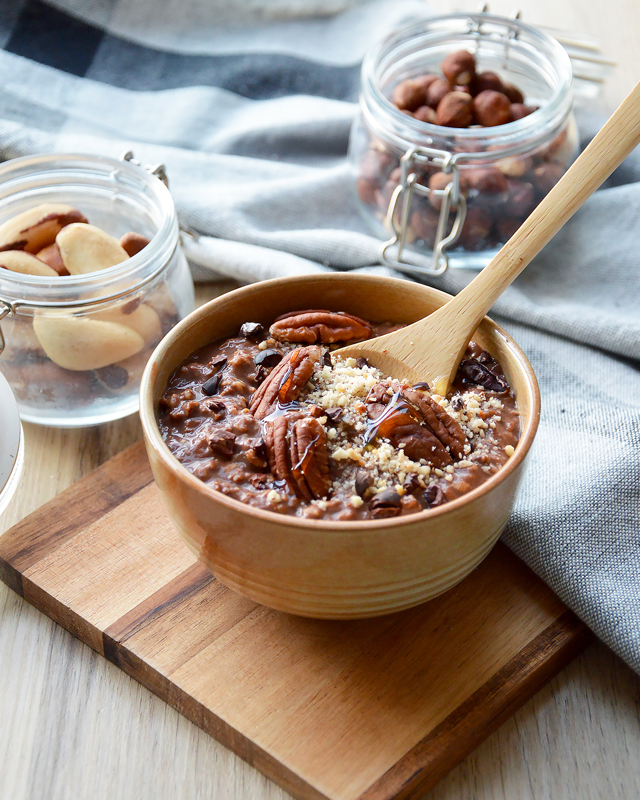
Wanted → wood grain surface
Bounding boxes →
[2,2,640,797]
[0,440,590,800]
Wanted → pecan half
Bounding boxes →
[265,415,331,500]
[403,388,466,459]
[249,346,321,419]
[290,417,331,500]
[390,422,452,466]
[269,310,373,344]
[366,383,467,467]
[265,415,290,480]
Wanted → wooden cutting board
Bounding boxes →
[0,441,590,800]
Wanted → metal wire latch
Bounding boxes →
[380,146,467,276]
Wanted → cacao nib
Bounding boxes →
[370,489,402,518]
[253,439,268,461]
[254,349,283,368]
[254,365,268,385]
[202,373,223,396]
[240,322,264,338]
[355,469,373,496]
[458,358,509,392]
[208,430,236,458]
[210,355,227,371]
[246,440,269,469]
[325,407,344,424]
[323,351,333,367]
[356,357,369,369]
[403,473,422,494]
[203,397,226,417]
[424,485,447,508]
[249,474,271,490]
[412,381,430,391]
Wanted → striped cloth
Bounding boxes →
[0,0,639,673]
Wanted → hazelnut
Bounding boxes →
[503,82,524,104]
[496,218,521,243]
[466,167,508,195]
[427,171,469,210]
[379,174,403,212]
[392,78,428,111]
[442,50,476,86]
[413,105,437,124]
[413,73,439,93]
[532,162,566,196]
[410,205,441,246]
[426,78,451,109]
[473,90,513,126]
[452,85,472,95]
[357,177,378,205]
[495,155,533,178]
[359,148,395,179]
[471,71,504,95]
[459,206,493,250]
[511,103,537,121]
[544,127,573,161]
[502,180,536,218]
[436,91,473,127]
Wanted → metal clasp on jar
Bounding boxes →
[380,146,467,276]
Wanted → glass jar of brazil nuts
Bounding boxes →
[0,153,194,426]
[349,12,578,274]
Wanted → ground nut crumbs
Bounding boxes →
[159,313,520,521]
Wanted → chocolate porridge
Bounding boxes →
[158,310,520,521]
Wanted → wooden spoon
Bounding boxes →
[336,81,640,395]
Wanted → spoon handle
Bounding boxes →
[445,79,640,338]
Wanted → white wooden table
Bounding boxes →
[2,2,640,797]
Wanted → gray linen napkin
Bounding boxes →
[0,0,638,672]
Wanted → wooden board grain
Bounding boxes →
[0,441,591,800]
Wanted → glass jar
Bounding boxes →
[349,12,578,274]
[0,153,194,427]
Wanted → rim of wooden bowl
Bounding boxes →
[140,274,540,532]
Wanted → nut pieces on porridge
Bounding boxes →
[159,309,521,522]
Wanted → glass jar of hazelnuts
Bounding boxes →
[349,12,578,273]
[0,153,194,426]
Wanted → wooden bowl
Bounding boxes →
[140,274,540,619]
